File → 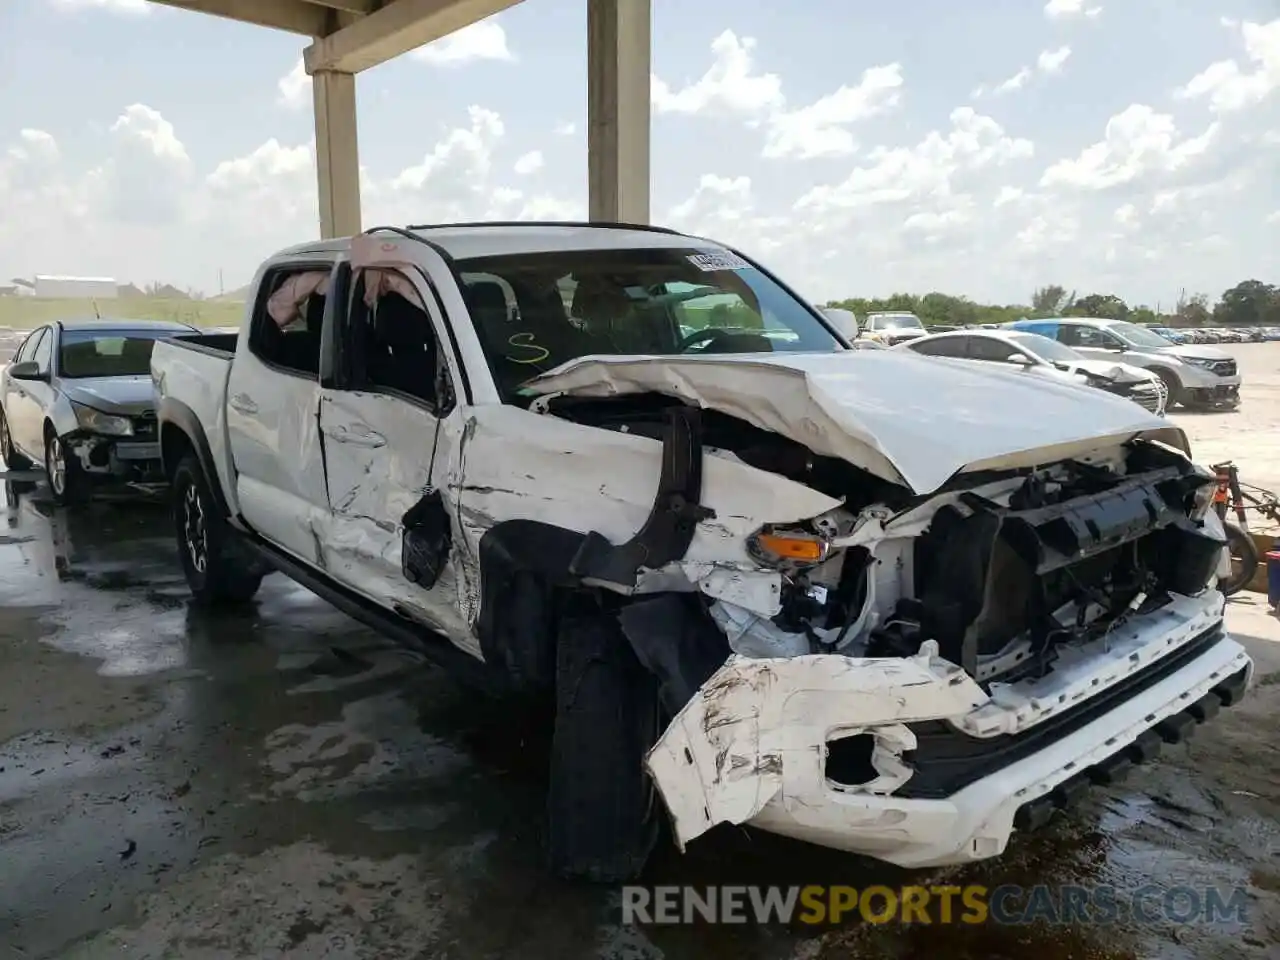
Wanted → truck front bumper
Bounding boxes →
[646,591,1252,869]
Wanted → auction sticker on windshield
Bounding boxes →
[688,252,750,272]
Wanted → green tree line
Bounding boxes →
[825,279,1280,329]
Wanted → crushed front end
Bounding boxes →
[64,406,164,484]
[644,439,1253,867]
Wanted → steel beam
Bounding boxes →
[304,0,523,74]
[587,0,651,223]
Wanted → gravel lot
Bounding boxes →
[0,342,1276,960]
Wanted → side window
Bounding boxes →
[911,336,966,358]
[1056,324,1085,347]
[14,328,43,364]
[968,338,1018,362]
[31,328,53,374]
[1059,324,1119,349]
[248,267,330,377]
[349,268,452,413]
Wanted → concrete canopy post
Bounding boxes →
[587,0,651,224]
[312,69,362,239]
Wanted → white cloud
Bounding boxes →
[277,59,310,111]
[993,186,1025,207]
[1038,46,1072,74]
[979,45,1071,99]
[1175,18,1280,113]
[513,150,544,175]
[651,31,784,118]
[796,107,1034,213]
[1040,104,1218,190]
[1045,0,1102,20]
[48,0,149,13]
[0,102,580,290]
[553,121,576,136]
[410,19,513,66]
[1267,210,1280,223]
[763,64,903,159]
[653,32,902,160]
[993,67,1033,95]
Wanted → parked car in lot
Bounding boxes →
[1151,326,1186,344]
[901,328,1169,414]
[0,319,199,503]
[860,311,927,345]
[1007,317,1241,410]
[151,222,1250,882]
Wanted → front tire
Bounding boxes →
[44,428,89,505]
[172,453,263,606]
[1152,368,1184,409]
[0,408,31,470]
[547,605,662,883]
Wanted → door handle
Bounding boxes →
[229,393,258,415]
[327,423,386,448]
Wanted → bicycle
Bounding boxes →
[1209,460,1276,595]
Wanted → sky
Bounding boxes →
[0,0,1277,308]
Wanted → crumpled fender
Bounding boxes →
[644,642,988,849]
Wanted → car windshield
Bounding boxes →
[59,329,174,378]
[1006,331,1082,364]
[453,247,843,399]
[1107,321,1177,349]
[870,313,923,330]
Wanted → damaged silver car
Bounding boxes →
[1,319,198,504]
[151,223,1253,881]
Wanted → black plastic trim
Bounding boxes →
[1012,664,1249,834]
[241,532,502,694]
[897,621,1229,799]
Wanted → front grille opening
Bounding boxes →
[825,733,877,786]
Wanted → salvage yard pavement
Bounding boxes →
[0,344,1278,960]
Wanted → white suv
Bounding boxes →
[1009,318,1241,410]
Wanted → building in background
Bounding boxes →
[32,275,118,299]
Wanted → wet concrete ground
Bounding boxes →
[0,350,1277,958]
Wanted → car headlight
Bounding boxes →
[71,402,134,437]
[1182,357,1215,369]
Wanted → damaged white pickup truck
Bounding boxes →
[151,222,1253,882]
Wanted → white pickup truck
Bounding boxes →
[150,222,1252,882]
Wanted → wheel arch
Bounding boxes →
[158,397,232,519]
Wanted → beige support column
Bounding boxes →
[587,0,651,223]
[312,69,362,238]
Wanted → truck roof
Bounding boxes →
[272,221,725,263]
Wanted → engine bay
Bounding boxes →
[544,391,1225,687]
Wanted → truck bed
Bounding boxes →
[167,331,238,358]
[152,333,237,503]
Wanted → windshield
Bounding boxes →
[869,313,923,330]
[1006,331,1083,364]
[453,247,843,398]
[1107,321,1177,349]
[59,330,173,379]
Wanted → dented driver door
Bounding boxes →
[316,263,474,651]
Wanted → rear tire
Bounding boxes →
[0,408,31,470]
[1220,520,1258,597]
[172,453,263,606]
[547,604,662,883]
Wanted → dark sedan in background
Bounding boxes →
[0,318,199,504]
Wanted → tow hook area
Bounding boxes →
[644,642,988,849]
